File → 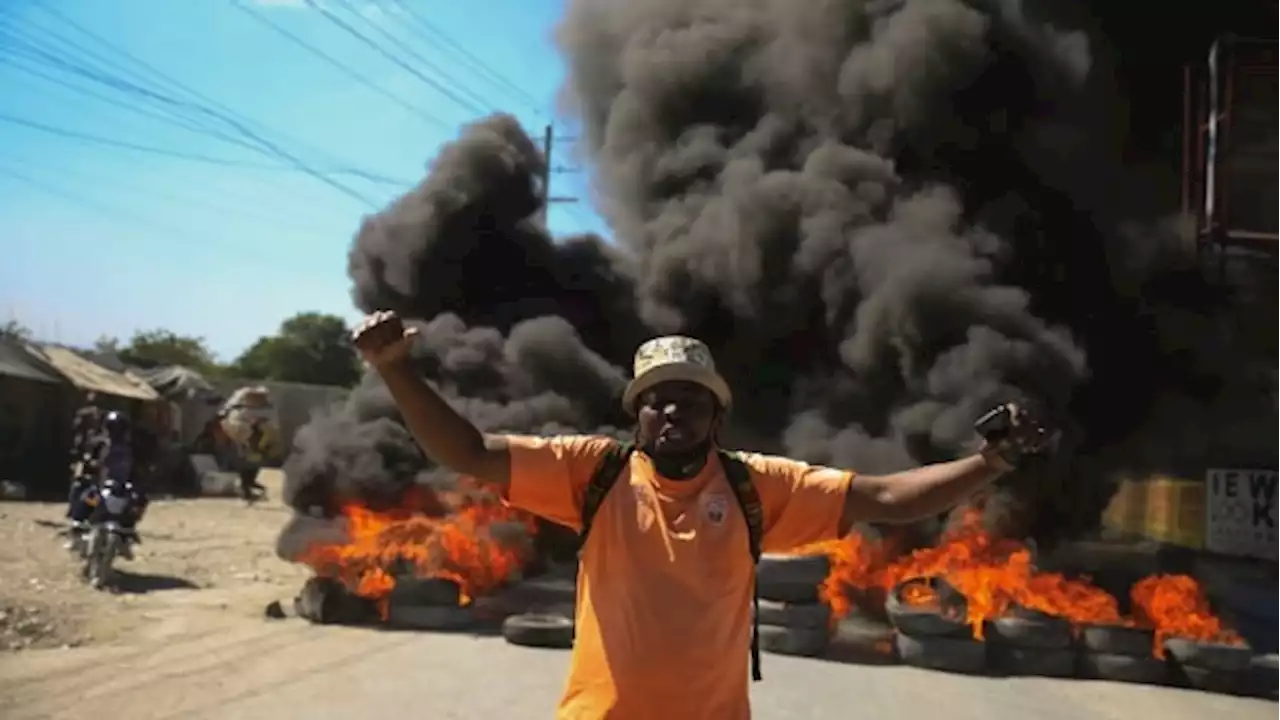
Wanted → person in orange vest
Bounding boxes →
[351,310,1047,720]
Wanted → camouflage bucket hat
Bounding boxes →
[622,335,732,414]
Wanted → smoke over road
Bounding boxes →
[283,0,1277,546]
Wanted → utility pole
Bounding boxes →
[537,123,580,227]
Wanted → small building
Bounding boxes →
[0,338,69,492]
[11,343,163,497]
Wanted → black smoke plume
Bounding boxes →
[283,0,1276,549]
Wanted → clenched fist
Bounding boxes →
[351,310,418,370]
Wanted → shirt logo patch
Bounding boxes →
[703,494,728,526]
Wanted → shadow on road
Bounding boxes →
[113,570,199,594]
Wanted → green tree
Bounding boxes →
[92,335,120,355]
[118,329,221,373]
[230,312,359,387]
[0,320,32,341]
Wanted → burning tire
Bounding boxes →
[894,632,988,675]
[1075,624,1168,685]
[386,604,477,631]
[388,578,462,607]
[984,608,1077,677]
[987,609,1073,650]
[502,613,574,649]
[756,600,830,630]
[758,624,830,657]
[757,554,829,604]
[1163,637,1254,673]
[885,577,970,638]
[1077,652,1170,685]
[1078,624,1155,656]
[294,577,378,625]
[1164,638,1263,697]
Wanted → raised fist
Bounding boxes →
[351,310,418,371]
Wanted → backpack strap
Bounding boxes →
[577,441,634,551]
[718,449,765,682]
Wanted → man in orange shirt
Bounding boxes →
[352,310,1046,720]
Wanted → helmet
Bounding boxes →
[103,411,131,439]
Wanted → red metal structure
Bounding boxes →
[1182,35,1278,267]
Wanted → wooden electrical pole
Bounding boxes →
[538,123,579,227]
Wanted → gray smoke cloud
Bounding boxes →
[282,0,1276,549]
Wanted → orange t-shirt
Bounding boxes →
[503,435,854,720]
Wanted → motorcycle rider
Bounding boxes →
[69,392,103,461]
[65,393,106,521]
[89,411,149,559]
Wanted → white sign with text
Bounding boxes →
[1205,468,1278,560]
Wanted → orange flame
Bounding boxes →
[804,505,1240,655]
[1131,574,1244,658]
[298,480,537,619]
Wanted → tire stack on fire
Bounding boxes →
[1075,623,1168,685]
[885,576,988,674]
[987,609,1078,678]
[754,554,837,658]
[283,575,477,630]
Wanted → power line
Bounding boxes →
[230,0,451,130]
[304,0,488,117]
[0,51,418,189]
[0,160,331,267]
[386,0,544,114]
[0,53,239,142]
[330,0,497,114]
[9,1,385,206]
[0,147,345,237]
[0,111,411,186]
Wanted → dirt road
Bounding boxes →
[1,473,1274,719]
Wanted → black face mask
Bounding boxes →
[643,437,713,480]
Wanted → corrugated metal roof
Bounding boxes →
[0,339,62,384]
[29,344,160,401]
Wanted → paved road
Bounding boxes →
[1,620,1274,720]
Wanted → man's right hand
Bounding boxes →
[351,310,418,371]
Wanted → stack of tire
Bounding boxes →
[1165,636,1273,698]
[987,609,1077,678]
[1076,624,1170,685]
[886,577,987,674]
[754,554,834,658]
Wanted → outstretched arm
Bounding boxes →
[838,450,1011,531]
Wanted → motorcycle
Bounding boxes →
[82,479,143,590]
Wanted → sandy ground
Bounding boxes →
[0,470,307,653]
[0,471,1274,720]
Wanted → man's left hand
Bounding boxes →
[975,402,1049,470]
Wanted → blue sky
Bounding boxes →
[0,0,606,360]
